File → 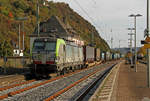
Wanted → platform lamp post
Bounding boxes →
[129,14,142,72]
[128,28,135,67]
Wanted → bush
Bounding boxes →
[13,0,29,11]
[0,40,13,56]
[1,9,9,16]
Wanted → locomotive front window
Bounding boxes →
[33,42,45,51]
[33,41,56,52]
[45,42,56,51]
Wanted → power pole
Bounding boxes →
[119,40,121,49]
[37,0,40,37]
[19,23,21,52]
[111,37,113,49]
[22,21,24,51]
[16,17,28,56]
[91,28,94,46]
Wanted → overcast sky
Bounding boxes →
[49,0,147,48]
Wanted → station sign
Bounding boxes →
[141,36,150,49]
[128,53,132,57]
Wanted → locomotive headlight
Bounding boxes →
[32,55,36,59]
[37,55,41,59]
[48,57,52,60]
[32,54,36,58]
[50,53,56,58]
[55,56,60,62]
[55,60,58,62]
[32,54,41,60]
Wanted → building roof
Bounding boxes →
[33,16,77,39]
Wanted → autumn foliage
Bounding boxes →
[0,0,110,56]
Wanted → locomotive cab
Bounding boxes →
[32,38,57,65]
[31,38,66,76]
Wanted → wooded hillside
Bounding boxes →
[0,0,110,56]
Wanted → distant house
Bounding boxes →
[33,15,75,37]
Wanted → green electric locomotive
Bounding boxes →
[31,37,84,77]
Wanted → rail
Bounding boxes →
[44,63,117,101]
[0,62,102,100]
[74,64,117,101]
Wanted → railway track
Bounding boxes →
[0,75,17,79]
[0,74,26,80]
[45,62,119,101]
[0,61,119,101]
[0,74,27,88]
[0,71,31,81]
[74,64,116,101]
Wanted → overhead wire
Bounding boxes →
[86,0,109,40]
[89,0,96,7]
[73,0,105,36]
[92,0,96,5]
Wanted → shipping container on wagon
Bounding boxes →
[112,53,117,60]
[109,53,112,60]
[117,53,120,59]
[120,54,124,58]
[83,46,95,63]
[106,51,111,61]
[100,51,106,61]
[115,53,118,59]
[112,53,115,60]
[94,48,101,61]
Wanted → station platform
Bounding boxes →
[90,61,150,101]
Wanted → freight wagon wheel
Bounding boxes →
[43,74,49,79]
[30,64,37,78]
[75,65,78,70]
[66,68,70,73]
[78,65,81,69]
[72,66,75,72]
[78,65,82,70]
[74,66,78,70]
[57,71,61,76]
[61,68,67,75]
[57,69,65,75]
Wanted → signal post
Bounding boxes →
[147,0,150,88]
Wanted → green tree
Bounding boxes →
[0,40,13,56]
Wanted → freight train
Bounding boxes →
[31,36,121,77]
[30,16,121,77]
